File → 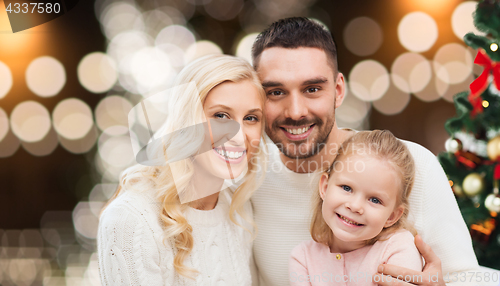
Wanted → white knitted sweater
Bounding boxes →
[251,137,480,286]
[97,187,253,286]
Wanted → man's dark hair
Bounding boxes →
[251,17,338,73]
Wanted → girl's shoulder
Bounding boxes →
[378,229,415,244]
[291,240,330,257]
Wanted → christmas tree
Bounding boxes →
[438,0,500,269]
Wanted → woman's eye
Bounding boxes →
[369,197,381,204]
[245,115,259,122]
[341,185,352,192]
[214,113,229,119]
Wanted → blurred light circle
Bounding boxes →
[414,68,448,102]
[95,95,133,135]
[0,128,20,158]
[348,60,390,102]
[398,12,438,52]
[236,33,259,64]
[98,134,134,167]
[107,31,153,75]
[391,52,432,93]
[52,98,94,140]
[205,0,244,21]
[8,259,37,286]
[185,41,223,63]
[0,61,13,99]
[343,17,383,56]
[452,1,482,40]
[441,74,474,102]
[26,56,66,97]
[100,2,144,40]
[336,87,370,123]
[433,43,473,84]
[142,10,173,38]
[0,107,8,142]
[21,126,58,156]
[10,101,51,142]
[131,47,173,92]
[73,202,99,239]
[59,126,98,154]
[156,25,196,51]
[78,52,118,93]
[156,43,186,70]
[373,81,411,115]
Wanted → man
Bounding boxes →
[250,17,479,286]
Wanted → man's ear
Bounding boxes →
[384,205,404,228]
[334,72,346,109]
[319,173,329,200]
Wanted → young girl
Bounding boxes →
[289,130,422,286]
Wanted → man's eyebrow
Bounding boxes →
[303,77,328,85]
[261,81,283,88]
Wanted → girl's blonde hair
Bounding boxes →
[311,130,416,247]
[102,54,267,279]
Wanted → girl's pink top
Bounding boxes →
[289,230,423,286]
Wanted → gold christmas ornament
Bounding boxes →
[462,173,485,196]
[453,185,464,197]
[487,136,500,161]
[445,138,462,153]
[485,194,500,213]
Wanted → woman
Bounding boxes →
[97,54,267,285]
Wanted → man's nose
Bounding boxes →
[284,92,308,121]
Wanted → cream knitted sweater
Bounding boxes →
[251,137,479,286]
[97,188,253,286]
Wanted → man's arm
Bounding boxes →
[376,141,479,285]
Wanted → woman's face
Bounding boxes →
[193,79,264,181]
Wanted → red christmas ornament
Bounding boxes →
[469,49,500,116]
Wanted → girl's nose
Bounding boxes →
[345,199,364,215]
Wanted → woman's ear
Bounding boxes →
[319,173,329,200]
[384,205,404,228]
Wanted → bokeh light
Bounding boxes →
[185,40,223,63]
[98,134,135,168]
[433,43,473,85]
[373,81,411,115]
[348,60,390,102]
[130,47,174,92]
[0,128,20,158]
[452,1,482,40]
[26,57,66,98]
[59,126,98,154]
[141,10,173,38]
[414,69,448,102]
[0,61,13,99]
[100,2,144,40]
[155,25,195,52]
[204,0,244,21]
[0,107,9,142]
[73,202,99,239]
[236,33,259,64]
[21,126,58,157]
[52,98,94,140]
[10,101,51,142]
[398,12,438,52]
[107,30,153,75]
[78,52,118,93]
[343,17,383,56]
[391,52,432,93]
[336,84,371,124]
[95,95,133,136]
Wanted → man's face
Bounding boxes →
[256,47,345,159]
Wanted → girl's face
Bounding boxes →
[319,154,404,250]
[193,79,264,181]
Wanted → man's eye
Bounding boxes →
[305,87,319,93]
[341,185,352,192]
[268,90,284,97]
[369,197,381,204]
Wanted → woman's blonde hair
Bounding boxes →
[310,130,416,248]
[102,54,267,279]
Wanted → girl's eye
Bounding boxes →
[369,197,382,205]
[214,113,229,119]
[341,185,352,192]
